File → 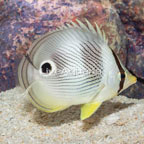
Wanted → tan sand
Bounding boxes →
[0,87,144,144]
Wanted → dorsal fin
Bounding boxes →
[53,19,108,44]
[75,19,89,30]
[32,19,108,51]
[55,19,108,44]
[69,19,108,44]
[70,21,79,28]
[85,18,96,33]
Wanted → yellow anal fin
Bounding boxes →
[31,100,69,113]
[44,105,69,113]
[80,102,102,120]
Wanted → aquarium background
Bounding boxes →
[0,0,143,98]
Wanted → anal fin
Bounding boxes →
[44,105,69,113]
[80,102,102,120]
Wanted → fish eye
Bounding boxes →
[121,73,125,79]
[40,60,56,76]
[118,72,125,80]
[41,62,52,74]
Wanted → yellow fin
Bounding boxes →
[46,105,69,113]
[80,102,102,120]
[29,95,69,113]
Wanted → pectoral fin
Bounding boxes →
[80,102,102,120]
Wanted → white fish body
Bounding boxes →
[18,19,136,120]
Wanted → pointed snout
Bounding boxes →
[127,74,137,85]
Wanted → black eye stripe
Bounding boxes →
[112,50,125,93]
[25,54,38,70]
[121,73,125,79]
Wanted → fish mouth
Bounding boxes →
[128,74,137,85]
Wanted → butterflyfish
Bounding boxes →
[18,19,137,120]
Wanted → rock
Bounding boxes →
[110,0,144,98]
[1,0,144,99]
[0,0,126,92]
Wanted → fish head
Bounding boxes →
[115,60,137,94]
[107,50,137,94]
[105,50,137,94]
[106,67,137,95]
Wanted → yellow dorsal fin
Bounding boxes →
[80,101,102,120]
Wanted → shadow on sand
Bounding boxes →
[23,100,134,131]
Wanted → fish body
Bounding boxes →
[18,19,136,120]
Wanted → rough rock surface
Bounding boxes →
[110,0,144,98]
[0,0,144,98]
[0,0,126,92]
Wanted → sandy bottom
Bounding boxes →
[0,87,144,144]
